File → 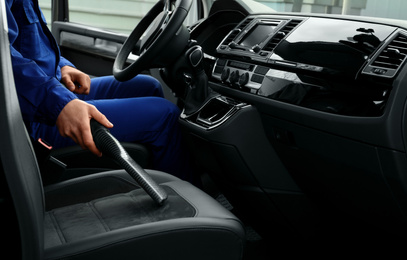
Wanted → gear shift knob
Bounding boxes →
[182,45,210,116]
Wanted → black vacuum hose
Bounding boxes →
[90,119,168,205]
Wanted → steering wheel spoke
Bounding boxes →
[113,0,192,82]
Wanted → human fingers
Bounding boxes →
[56,99,102,156]
[62,78,76,92]
[66,125,101,157]
[77,104,104,156]
[72,74,91,95]
[83,105,114,156]
[91,109,114,129]
[57,114,89,152]
[60,66,90,94]
[84,108,113,157]
[64,112,102,157]
[81,123,102,157]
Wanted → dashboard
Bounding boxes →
[209,14,407,117]
[183,10,407,238]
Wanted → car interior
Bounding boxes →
[0,0,247,259]
[2,0,407,258]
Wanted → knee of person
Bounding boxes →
[166,100,181,118]
[151,78,164,97]
[157,99,181,126]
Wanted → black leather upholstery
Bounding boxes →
[43,170,245,259]
[0,7,245,259]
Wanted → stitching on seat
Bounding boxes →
[47,211,67,245]
[88,201,111,232]
[44,171,141,194]
[128,191,153,220]
[161,183,200,217]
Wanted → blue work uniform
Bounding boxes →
[5,0,194,182]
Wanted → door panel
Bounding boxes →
[52,21,127,76]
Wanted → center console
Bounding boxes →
[179,11,407,240]
[181,95,249,130]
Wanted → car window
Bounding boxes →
[38,0,51,25]
[38,0,200,35]
[257,0,407,20]
[68,0,146,35]
[38,0,407,35]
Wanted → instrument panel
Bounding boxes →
[211,15,407,116]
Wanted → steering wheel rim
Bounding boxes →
[113,0,192,82]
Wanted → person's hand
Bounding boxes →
[56,99,113,156]
[60,66,91,94]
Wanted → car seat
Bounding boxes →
[0,7,245,259]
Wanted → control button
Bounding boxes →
[252,45,261,53]
[251,74,264,84]
[239,72,250,86]
[372,68,387,75]
[221,68,230,82]
[254,66,269,75]
[230,70,240,83]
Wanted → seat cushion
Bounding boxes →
[43,170,245,260]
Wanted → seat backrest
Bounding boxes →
[0,2,45,259]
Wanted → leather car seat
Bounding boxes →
[0,13,245,259]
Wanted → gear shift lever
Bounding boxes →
[182,45,211,116]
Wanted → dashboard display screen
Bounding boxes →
[239,24,275,48]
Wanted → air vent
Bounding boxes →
[362,32,407,78]
[371,33,407,70]
[280,19,302,35]
[239,17,254,30]
[262,19,302,52]
[221,17,254,46]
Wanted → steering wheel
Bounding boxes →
[113,0,192,81]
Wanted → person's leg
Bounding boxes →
[31,75,196,183]
[87,96,193,181]
[78,75,164,100]
[31,74,164,148]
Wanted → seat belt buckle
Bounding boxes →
[36,138,67,169]
[33,138,67,185]
[38,138,53,150]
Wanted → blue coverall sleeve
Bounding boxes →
[59,56,75,69]
[6,0,77,125]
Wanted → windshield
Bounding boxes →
[254,0,407,20]
[38,0,407,36]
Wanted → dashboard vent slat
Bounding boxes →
[371,33,407,70]
[221,17,254,46]
[262,19,302,52]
